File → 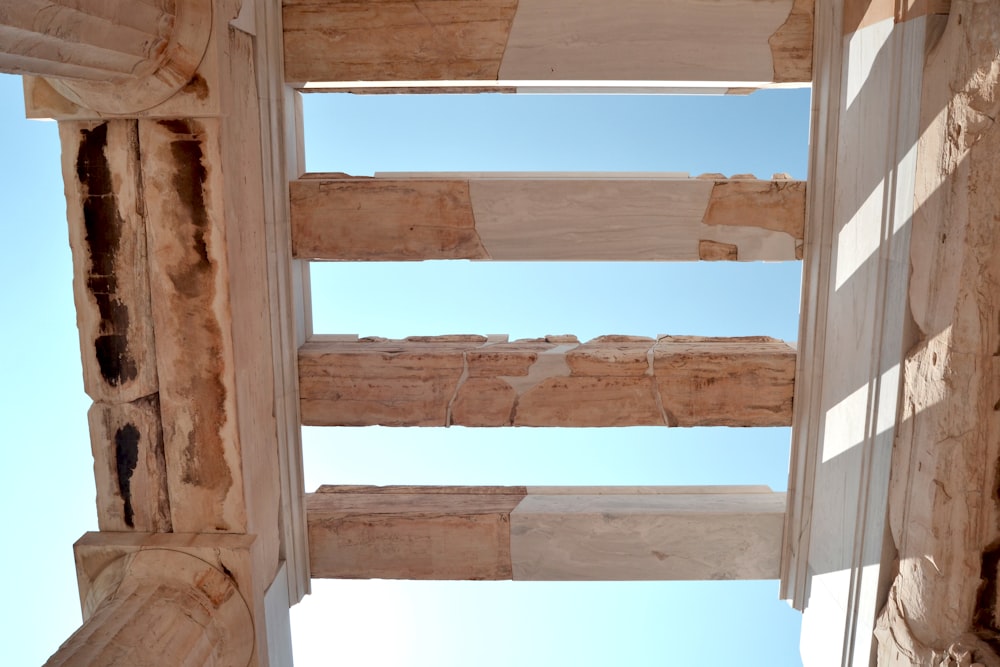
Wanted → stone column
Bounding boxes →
[0,0,210,113]
[45,549,253,667]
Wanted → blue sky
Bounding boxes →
[0,75,809,664]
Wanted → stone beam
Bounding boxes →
[307,485,786,581]
[283,0,813,88]
[291,173,805,262]
[299,334,796,427]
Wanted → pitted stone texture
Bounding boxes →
[299,334,795,427]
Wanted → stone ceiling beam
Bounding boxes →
[282,0,813,89]
[291,173,806,262]
[299,334,796,428]
[308,485,786,581]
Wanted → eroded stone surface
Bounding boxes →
[141,117,244,534]
[88,396,170,533]
[307,485,526,580]
[299,334,795,427]
[306,485,786,582]
[877,3,1000,664]
[292,174,804,262]
[61,120,158,403]
[283,0,519,82]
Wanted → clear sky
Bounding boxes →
[0,74,810,665]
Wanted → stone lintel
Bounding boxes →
[307,485,786,581]
[299,334,796,428]
[283,0,812,86]
[291,173,805,262]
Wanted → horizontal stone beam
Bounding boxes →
[299,334,796,427]
[290,173,805,262]
[307,485,786,580]
[283,0,812,86]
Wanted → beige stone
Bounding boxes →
[60,119,158,404]
[308,485,526,579]
[299,335,796,427]
[87,397,170,533]
[0,0,212,114]
[10,2,311,661]
[46,547,253,667]
[290,176,487,260]
[282,0,519,83]
[876,2,1000,664]
[510,490,786,581]
[308,486,786,582]
[284,0,811,87]
[292,174,805,262]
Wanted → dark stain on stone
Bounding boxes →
[993,458,1000,508]
[974,538,1000,653]
[114,423,141,529]
[76,122,138,387]
[157,119,212,298]
[182,73,210,100]
[155,119,233,521]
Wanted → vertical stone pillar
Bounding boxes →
[46,549,253,667]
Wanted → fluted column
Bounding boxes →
[0,0,210,113]
[46,549,253,667]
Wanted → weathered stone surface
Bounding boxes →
[88,397,170,533]
[699,239,739,260]
[876,3,1000,665]
[654,336,795,427]
[702,179,806,238]
[307,485,786,581]
[283,0,811,86]
[290,176,486,260]
[0,0,212,114]
[283,0,519,82]
[510,490,786,581]
[500,0,805,83]
[46,548,252,667]
[291,174,805,262]
[141,116,246,536]
[308,485,526,580]
[299,335,795,427]
[768,0,814,82]
[60,119,158,404]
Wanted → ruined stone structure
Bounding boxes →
[1,0,996,665]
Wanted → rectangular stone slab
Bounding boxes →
[290,173,806,262]
[307,486,786,581]
[307,485,527,579]
[298,334,796,427]
[510,491,786,580]
[283,0,812,86]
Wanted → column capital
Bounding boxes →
[51,0,211,115]
[48,535,254,666]
[0,0,213,115]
